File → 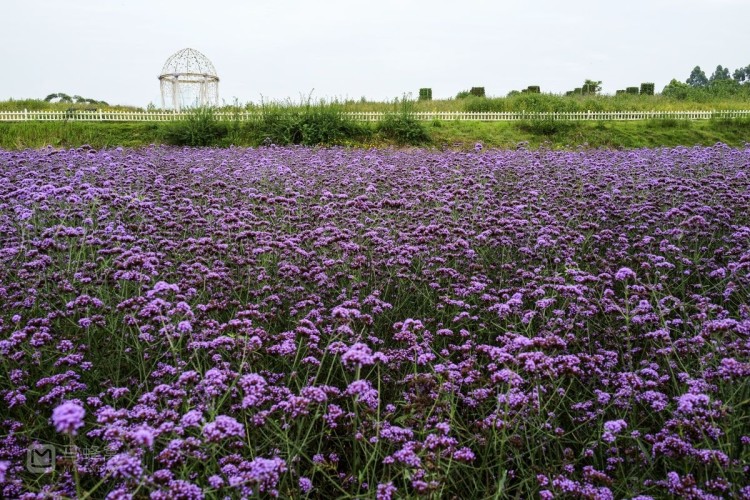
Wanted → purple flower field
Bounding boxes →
[1,144,749,499]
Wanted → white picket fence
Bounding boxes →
[1,109,750,122]
[345,110,750,121]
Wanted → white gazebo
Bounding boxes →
[159,48,219,111]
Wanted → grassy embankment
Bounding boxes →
[1,96,750,150]
[1,117,749,151]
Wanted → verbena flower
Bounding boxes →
[614,267,636,281]
[106,453,143,479]
[299,476,313,493]
[203,415,244,442]
[602,419,628,443]
[131,427,155,448]
[51,401,85,435]
[0,461,9,482]
[376,482,398,500]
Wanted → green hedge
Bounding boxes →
[470,87,486,97]
[419,88,432,101]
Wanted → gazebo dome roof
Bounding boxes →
[160,48,218,79]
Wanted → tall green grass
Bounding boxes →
[162,107,229,147]
[460,93,750,113]
[301,93,750,113]
[0,121,160,149]
[5,91,750,116]
[375,98,430,145]
[243,99,369,146]
[158,99,430,147]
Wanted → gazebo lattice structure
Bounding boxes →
[159,48,219,111]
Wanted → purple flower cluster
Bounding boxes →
[602,419,628,443]
[51,401,86,435]
[202,416,244,443]
[1,144,749,498]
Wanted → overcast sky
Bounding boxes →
[2,0,749,108]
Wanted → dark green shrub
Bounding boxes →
[463,97,506,112]
[640,83,655,95]
[616,90,626,95]
[298,105,365,145]
[162,107,228,146]
[419,88,432,101]
[377,99,430,145]
[470,87,486,97]
[245,101,367,146]
[377,115,429,144]
[626,87,640,95]
[527,86,541,93]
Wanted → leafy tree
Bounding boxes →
[733,65,750,84]
[686,66,708,87]
[709,65,731,83]
[42,93,107,106]
[662,79,692,100]
[582,79,602,95]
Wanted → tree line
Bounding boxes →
[44,93,109,106]
[660,63,750,100]
[422,63,750,101]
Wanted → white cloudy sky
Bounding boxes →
[2,0,749,107]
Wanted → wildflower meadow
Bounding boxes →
[1,144,749,498]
